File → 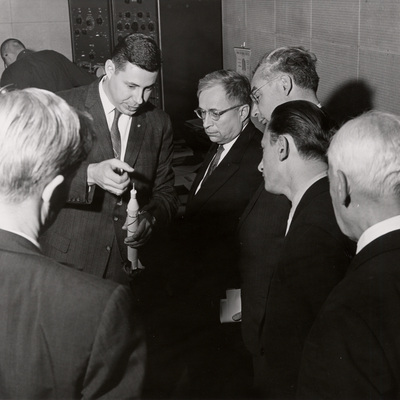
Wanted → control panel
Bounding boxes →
[111,0,158,45]
[68,0,112,73]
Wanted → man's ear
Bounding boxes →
[239,104,250,121]
[281,75,293,96]
[337,170,351,208]
[42,175,65,204]
[277,135,289,161]
[105,59,116,78]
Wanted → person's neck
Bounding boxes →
[0,199,40,242]
[293,88,320,106]
[286,160,327,202]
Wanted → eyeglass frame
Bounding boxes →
[194,104,244,121]
[250,75,282,104]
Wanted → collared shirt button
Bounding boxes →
[114,217,118,221]
[106,246,111,252]
[260,348,265,356]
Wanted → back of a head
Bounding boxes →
[0,88,92,203]
[112,33,161,72]
[328,111,400,199]
[268,100,336,163]
[197,69,252,107]
[256,46,319,92]
[0,38,25,65]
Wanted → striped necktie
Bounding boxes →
[203,144,224,183]
[110,108,122,159]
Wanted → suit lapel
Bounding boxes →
[187,143,217,204]
[124,111,147,167]
[84,81,114,161]
[186,124,254,214]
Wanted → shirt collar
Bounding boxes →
[357,215,400,254]
[99,75,115,116]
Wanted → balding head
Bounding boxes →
[1,38,25,67]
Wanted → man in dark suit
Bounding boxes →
[255,100,353,399]
[39,33,178,285]
[0,38,94,91]
[239,47,326,396]
[160,70,263,399]
[0,88,145,398]
[298,111,400,399]
[185,69,263,295]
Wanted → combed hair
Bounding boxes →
[197,69,251,107]
[328,110,400,198]
[255,46,319,92]
[0,88,92,203]
[268,100,336,163]
[112,33,161,72]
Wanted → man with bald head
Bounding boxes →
[238,47,327,396]
[0,38,93,91]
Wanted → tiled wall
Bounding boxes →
[222,0,400,122]
[0,0,71,76]
[1,0,398,122]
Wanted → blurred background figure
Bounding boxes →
[0,38,94,91]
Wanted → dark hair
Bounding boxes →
[268,100,336,163]
[112,33,161,72]
[197,69,251,107]
[256,47,319,92]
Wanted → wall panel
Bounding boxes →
[222,0,399,120]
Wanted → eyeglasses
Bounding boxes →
[194,104,243,121]
[250,75,281,104]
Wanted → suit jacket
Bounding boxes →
[0,49,94,91]
[259,177,354,399]
[298,229,400,400]
[0,229,145,399]
[175,121,263,298]
[238,184,291,354]
[39,79,178,281]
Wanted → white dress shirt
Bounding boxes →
[356,215,400,254]
[99,76,132,161]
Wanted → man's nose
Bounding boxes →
[251,102,259,118]
[132,88,144,104]
[203,112,213,128]
[258,159,263,172]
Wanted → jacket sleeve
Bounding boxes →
[141,114,179,227]
[82,285,146,399]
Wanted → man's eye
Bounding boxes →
[210,110,220,119]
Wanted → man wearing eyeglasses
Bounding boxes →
[166,69,263,398]
[238,47,328,398]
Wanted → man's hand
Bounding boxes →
[88,159,134,196]
[123,211,156,248]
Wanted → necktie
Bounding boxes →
[110,109,122,159]
[203,144,224,183]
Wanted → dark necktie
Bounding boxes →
[203,144,224,183]
[110,108,122,159]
